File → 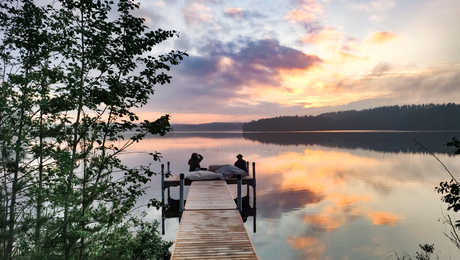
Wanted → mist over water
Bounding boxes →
[120,131,460,259]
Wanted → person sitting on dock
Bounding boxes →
[188,153,203,171]
[234,154,248,172]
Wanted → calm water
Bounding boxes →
[120,131,460,259]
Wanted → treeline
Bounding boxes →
[243,104,460,131]
[172,122,243,131]
[0,0,185,259]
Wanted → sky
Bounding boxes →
[136,0,460,124]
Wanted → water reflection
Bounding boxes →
[247,131,460,154]
[121,132,460,259]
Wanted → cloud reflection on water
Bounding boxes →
[122,133,459,259]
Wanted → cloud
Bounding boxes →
[301,26,343,44]
[367,211,402,226]
[223,7,265,20]
[182,2,214,25]
[143,38,323,120]
[285,0,323,24]
[138,0,460,123]
[350,0,395,22]
[303,214,343,231]
[288,236,326,260]
[175,38,321,101]
[370,62,392,76]
[224,7,243,17]
[351,0,395,12]
[258,189,323,218]
[367,31,397,44]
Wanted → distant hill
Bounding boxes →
[172,122,243,131]
[243,103,460,131]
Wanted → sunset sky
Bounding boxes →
[139,0,460,124]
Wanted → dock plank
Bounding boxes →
[171,210,257,260]
[185,181,236,210]
[164,174,253,187]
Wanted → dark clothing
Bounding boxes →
[188,154,203,171]
[234,158,248,172]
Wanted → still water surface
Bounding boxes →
[120,131,460,259]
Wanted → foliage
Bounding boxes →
[447,137,460,154]
[436,179,460,212]
[435,137,460,250]
[0,0,186,259]
[394,244,437,260]
[436,137,460,215]
[243,103,460,131]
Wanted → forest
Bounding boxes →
[243,104,460,131]
[0,0,186,259]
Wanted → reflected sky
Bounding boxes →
[120,132,460,259]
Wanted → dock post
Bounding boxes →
[167,161,171,200]
[179,173,185,220]
[237,174,242,213]
[252,162,256,233]
[161,164,165,235]
[246,161,250,196]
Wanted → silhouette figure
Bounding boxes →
[234,154,248,172]
[188,153,203,171]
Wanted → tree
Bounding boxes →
[0,0,187,258]
[436,137,460,250]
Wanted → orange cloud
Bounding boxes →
[302,27,343,44]
[288,236,326,260]
[286,9,317,23]
[303,214,344,231]
[367,211,402,226]
[329,194,372,209]
[367,31,397,44]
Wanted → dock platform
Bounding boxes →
[170,180,258,259]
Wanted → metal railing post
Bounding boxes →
[252,162,256,233]
[237,174,242,213]
[179,173,185,220]
[161,164,165,235]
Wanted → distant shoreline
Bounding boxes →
[170,129,460,133]
[243,104,460,132]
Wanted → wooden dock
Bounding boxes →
[170,180,258,259]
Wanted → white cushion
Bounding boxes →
[215,165,249,178]
[183,170,224,180]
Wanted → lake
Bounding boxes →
[120,131,460,259]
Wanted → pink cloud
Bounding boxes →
[285,0,323,24]
[224,7,243,17]
[183,2,213,25]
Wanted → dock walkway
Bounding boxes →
[170,180,258,259]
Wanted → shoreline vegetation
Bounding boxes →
[171,104,460,132]
[243,103,460,132]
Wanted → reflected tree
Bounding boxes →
[395,244,437,260]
